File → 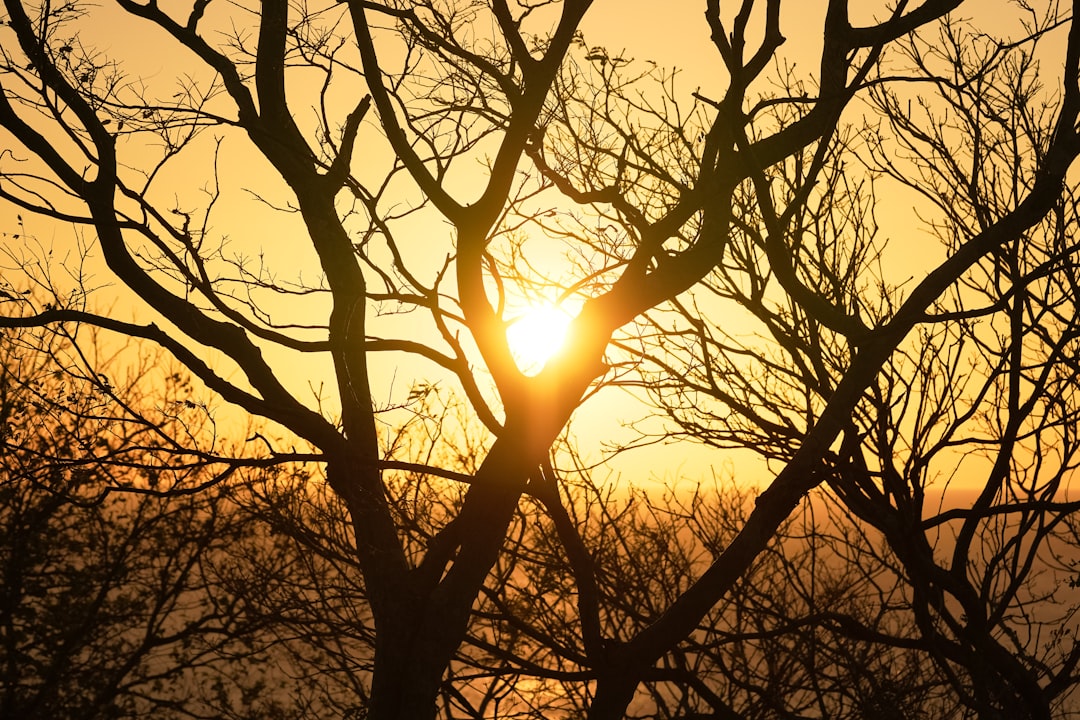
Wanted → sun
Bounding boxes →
[506,304,573,375]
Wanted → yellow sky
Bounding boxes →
[0,0,1066,498]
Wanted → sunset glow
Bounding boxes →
[506,304,572,374]
[3,0,1076,715]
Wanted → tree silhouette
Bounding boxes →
[2,1,1080,718]
[0,332,279,718]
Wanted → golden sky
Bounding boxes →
[0,0,1062,497]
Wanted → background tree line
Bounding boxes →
[3,0,1080,718]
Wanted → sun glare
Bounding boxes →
[506,304,572,375]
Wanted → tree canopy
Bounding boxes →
[4,1,1080,718]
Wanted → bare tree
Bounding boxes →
[0,332,283,718]
[629,7,1080,718]
[3,1,1080,719]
